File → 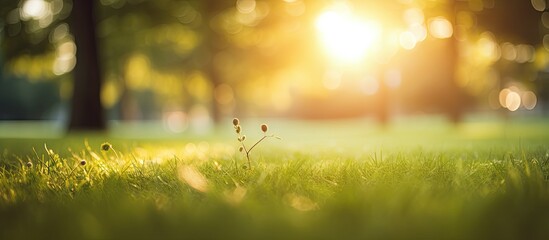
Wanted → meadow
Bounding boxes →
[1,116,548,240]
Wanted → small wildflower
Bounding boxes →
[232,118,279,170]
[26,161,33,168]
[80,159,87,166]
[101,142,112,151]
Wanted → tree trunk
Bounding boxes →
[202,1,227,124]
[68,1,106,131]
[446,0,464,125]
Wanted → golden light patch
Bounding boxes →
[178,166,209,193]
[224,186,247,205]
[285,193,319,212]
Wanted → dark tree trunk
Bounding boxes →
[68,0,106,131]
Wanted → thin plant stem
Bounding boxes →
[247,135,268,153]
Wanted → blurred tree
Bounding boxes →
[0,0,107,128]
[476,1,541,45]
[2,0,546,126]
[198,0,233,123]
[0,0,71,120]
[96,0,202,121]
[68,0,105,130]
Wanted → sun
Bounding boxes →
[315,9,382,64]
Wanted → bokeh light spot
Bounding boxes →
[399,31,417,50]
[505,91,521,111]
[542,12,549,28]
[531,0,546,12]
[478,32,500,61]
[236,0,256,14]
[409,24,427,42]
[21,0,49,20]
[499,88,511,108]
[403,8,424,25]
[101,79,120,108]
[164,111,188,133]
[522,91,537,110]
[501,42,517,61]
[428,17,453,39]
[515,44,535,63]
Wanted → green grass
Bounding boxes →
[1,116,549,240]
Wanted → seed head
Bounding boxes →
[241,135,246,141]
[236,125,241,134]
[232,118,239,126]
[80,159,87,166]
[261,124,268,133]
[101,142,112,151]
[239,146,244,152]
[26,161,33,168]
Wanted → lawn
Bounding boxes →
[1,116,549,240]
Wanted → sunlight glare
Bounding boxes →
[316,10,382,63]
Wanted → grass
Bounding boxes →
[1,116,549,240]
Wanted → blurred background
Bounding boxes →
[0,0,548,134]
